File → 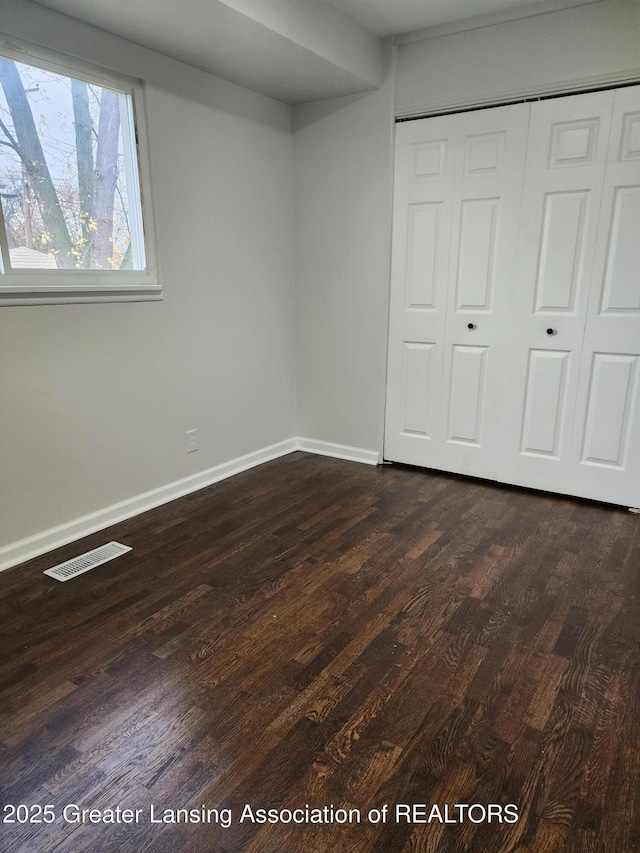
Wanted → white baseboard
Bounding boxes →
[296,437,380,466]
[0,438,297,574]
[0,436,380,574]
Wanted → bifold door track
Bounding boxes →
[395,78,640,122]
[43,541,132,582]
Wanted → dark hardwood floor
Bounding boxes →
[1,451,639,852]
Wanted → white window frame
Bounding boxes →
[0,38,160,305]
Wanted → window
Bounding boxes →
[0,42,158,303]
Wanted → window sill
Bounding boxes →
[0,282,162,306]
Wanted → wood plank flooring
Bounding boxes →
[0,451,639,852]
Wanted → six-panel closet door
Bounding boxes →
[384,103,529,478]
[385,85,640,506]
[498,90,615,495]
[570,87,640,506]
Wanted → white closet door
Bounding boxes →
[385,85,640,506]
[440,104,529,480]
[384,113,455,467]
[570,86,640,506]
[498,91,614,494]
[384,104,529,474]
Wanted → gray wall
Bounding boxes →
[292,43,395,456]
[396,1,640,116]
[0,2,297,549]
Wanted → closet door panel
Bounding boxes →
[498,91,614,494]
[386,103,529,477]
[520,349,571,458]
[580,353,638,468]
[447,344,488,445]
[571,86,640,506]
[534,190,589,313]
[384,116,454,466]
[439,104,529,479]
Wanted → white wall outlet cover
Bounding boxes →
[186,429,198,453]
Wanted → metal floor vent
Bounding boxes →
[44,541,132,582]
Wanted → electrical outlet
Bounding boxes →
[186,429,198,453]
